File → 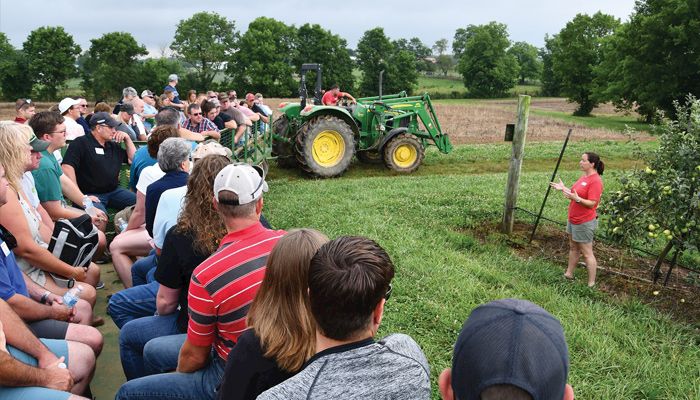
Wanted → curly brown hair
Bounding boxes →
[147,125,180,158]
[176,154,231,255]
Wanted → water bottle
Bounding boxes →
[83,196,97,218]
[62,285,84,309]
[117,217,128,232]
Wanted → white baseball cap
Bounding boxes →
[213,163,268,205]
[58,97,81,114]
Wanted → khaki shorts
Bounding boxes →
[567,219,598,243]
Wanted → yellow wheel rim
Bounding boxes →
[312,130,345,167]
[392,144,418,168]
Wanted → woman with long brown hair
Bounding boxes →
[118,154,231,380]
[217,228,328,400]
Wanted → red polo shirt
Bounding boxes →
[568,173,603,224]
[187,222,285,360]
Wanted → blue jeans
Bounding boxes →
[89,187,136,213]
[116,353,225,400]
[107,281,159,329]
[131,252,157,286]
[143,333,187,375]
[120,314,180,380]
[1,339,71,400]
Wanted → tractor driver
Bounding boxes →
[322,85,356,106]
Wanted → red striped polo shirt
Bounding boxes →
[187,222,286,361]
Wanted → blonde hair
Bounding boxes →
[0,121,31,190]
[247,228,329,372]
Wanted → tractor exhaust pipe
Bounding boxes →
[379,70,384,101]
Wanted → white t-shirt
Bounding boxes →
[64,117,85,140]
[152,186,187,249]
[21,172,41,210]
[135,164,165,195]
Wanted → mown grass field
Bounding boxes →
[262,141,699,400]
[87,139,700,400]
[417,75,540,97]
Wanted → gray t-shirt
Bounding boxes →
[257,334,431,400]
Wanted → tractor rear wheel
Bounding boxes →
[295,115,355,178]
[271,116,297,168]
[383,133,425,173]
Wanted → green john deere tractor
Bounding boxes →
[272,63,452,177]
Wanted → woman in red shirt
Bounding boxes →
[550,152,605,287]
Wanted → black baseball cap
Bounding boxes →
[89,112,122,128]
[451,299,570,400]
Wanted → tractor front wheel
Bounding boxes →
[383,133,425,173]
[295,116,355,178]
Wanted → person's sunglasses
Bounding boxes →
[191,112,202,116]
[17,98,32,109]
[384,284,393,301]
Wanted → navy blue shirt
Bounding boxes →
[76,116,92,135]
[164,85,182,104]
[145,170,189,237]
[0,229,29,301]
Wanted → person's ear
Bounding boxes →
[563,383,574,400]
[438,368,455,400]
[255,197,263,215]
[212,197,219,211]
[370,298,385,336]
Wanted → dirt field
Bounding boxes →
[0,98,648,144]
[473,221,700,327]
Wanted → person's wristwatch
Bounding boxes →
[40,291,51,304]
[575,198,581,203]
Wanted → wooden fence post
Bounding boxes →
[501,95,531,234]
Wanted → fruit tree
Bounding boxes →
[602,96,700,281]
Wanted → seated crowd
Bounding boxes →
[0,77,575,400]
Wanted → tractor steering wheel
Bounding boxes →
[337,98,356,107]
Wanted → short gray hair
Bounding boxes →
[123,87,138,99]
[155,108,180,127]
[157,137,190,172]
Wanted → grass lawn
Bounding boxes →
[416,75,540,98]
[94,139,698,399]
[530,108,649,133]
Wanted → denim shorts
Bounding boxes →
[567,219,598,243]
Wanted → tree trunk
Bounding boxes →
[651,240,674,283]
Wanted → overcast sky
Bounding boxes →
[0,0,636,55]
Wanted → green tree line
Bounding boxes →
[1,0,696,121]
[0,13,454,101]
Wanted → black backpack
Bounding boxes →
[48,214,99,277]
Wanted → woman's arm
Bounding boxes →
[156,285,180,315]
[0,190,85,281]
[126,191,146,231]
[549,178,570,193]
